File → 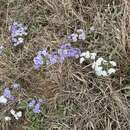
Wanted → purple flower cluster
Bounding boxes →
[68,29,86,42]
[58,44,81,61]
[9,22,27,46]
[33,44,81,70]
[28,99,44,113]
[0,88,14,104]
[3,88,14,100]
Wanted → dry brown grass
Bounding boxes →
[0,0,130,129]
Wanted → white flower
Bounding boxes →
[10,109,15,115]
[14,115,19,120]
[18,37,24,43]
[103,60,107,64]
[79,32,86,40]
[70,33,78,42]
[80,57,85,64]
[77,29,86,40]
[109,61,116,67]
[96,57,104,66]
[80,51,90,59]
[95,66,102,72]
[92,57,116,77]
[85,51,90,59]
[14,111,22,120]
[95,70,102,76]
[0,95,7,104]
[16,111,22,118]
[5,116,11,121]
[10,109,22,120]
[92,61,96,69]
[101,70,108,76]
[80,52,87,57]
[77,29,84,33]
[108,68,116,75]
[95,66,103,76]
[90,53,97,60]
[13,83,20,89]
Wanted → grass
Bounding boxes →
[0,0,130,129]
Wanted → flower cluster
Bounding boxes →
[80,51,116,76]
[34,44,81,70]
[9,22,27,46]
[68,29,86,42]
[80,51,97,64]
[0,88,14,104]
[10,109,22,120]
[28,99,44,113]
[92,58,116,76]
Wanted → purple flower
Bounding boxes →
[11,37,17,43]
[58,44,81,59]
[33,55,43,69]
[28,98,46,113]
[33,44,81,69]
[3,88,11,99]
[10,22,27,36]
[3,88,14,100]
[41,49,48,56]
[38,49,48,56]
[60,43,71,49]
[28,99,36,108]
[67,48,81,58]
[48,52,59,65]
[33,102,41,113]
[34,64,41,70]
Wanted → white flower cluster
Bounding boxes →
[68,29,86,42]
[80,51,116,77]
[0,95,7,104]
[4,109,22,121]
[10,109,22,120]
[80,51,97,64]
[92,58,116,76]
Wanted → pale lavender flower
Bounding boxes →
[11,37,17,43]
[48,52,59,65]
[33,102,41,113]
[60,43,71,49]
[41,49,48,56]
[77,29,86,40]
[28,98,46,113]
[38,49,48,56]
[3,88,12,99]
[68,33,78,42]
[34,44,81,69]
[67,48,81,58]
[2,88,14,101]
[58,44,81,60]
[28,99,36,108]
[33,55,43,69]
[68,29,86,42]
